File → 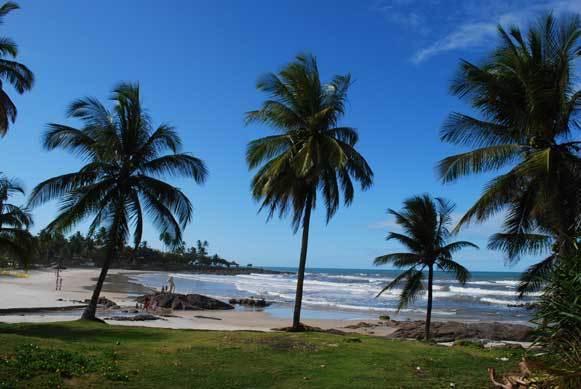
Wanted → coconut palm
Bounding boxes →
[437,14,581,294]
[246,54,373,330]
[375,195,477,340]
[0,174,33,265]
[0,2,34,136]
[28,83,207,320]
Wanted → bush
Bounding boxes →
[533,256,581,385]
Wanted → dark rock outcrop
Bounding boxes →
[389,320,533,342]
[229,297,271,307]
[84,297,119,309]
[136,293,234,310]
[273,323,346,335]
[105,313,162,321]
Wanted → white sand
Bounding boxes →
[0,268,138,309]
[0,268,395,335]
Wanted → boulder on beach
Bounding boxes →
[84,297,119,309]
[228,297,271,307]
[136,293,234,310]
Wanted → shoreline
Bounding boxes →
[0,267,534,343]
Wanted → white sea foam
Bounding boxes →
[480,297,521,306]
[132,270,534,321]
[494,280,520,286]
[449,286,541,297]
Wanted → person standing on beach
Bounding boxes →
[55,267,61,291]
[167,276,175,294]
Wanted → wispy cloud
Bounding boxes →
[373,0,581,63]
[412,22,497,63]
[413,0,580,63]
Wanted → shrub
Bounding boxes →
[533,256,581,385]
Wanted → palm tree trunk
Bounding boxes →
[425,265,434,341]
[292,193,313,330]
[80,249,113,321]
[81,210,122,321]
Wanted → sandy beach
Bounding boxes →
[0,268,397,336]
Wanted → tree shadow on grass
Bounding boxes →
[0,320,170,343]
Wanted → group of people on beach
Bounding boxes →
[140,276,176,312]
[162,276,176,294]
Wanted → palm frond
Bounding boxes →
[397,269,425,310]
[375,267,416,298]
[140,154,207,183]
[374,252,421,267]
[488,232,552,261]
[438,144,522,183]
[437,257,471,284]
[518,255,557,296]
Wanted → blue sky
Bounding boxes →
[1,0,579,271]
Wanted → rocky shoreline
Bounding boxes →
[344,319,533,342]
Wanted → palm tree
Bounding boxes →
[28,83,207,320]
[0,2,34,137]
[0,174,33,265]
[437,14,581,294]
[375,195,477,341]
[246,54,373,330]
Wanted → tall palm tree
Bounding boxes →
[246,54,373,330]
[28,83,207,320]
[0,2,34,136]
[437,14,581,294]
[0,174,33,265]
[375,195,477,341]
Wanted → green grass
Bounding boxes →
[0,321,524,388]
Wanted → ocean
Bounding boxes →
[130,268,536,324]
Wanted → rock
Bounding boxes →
[344,321,375,329]
[273,323,346,335]
[228,297,271,307]
[379,315,390,321]
[105,313,162,321]
[85,297,119,309]
[389,320,533,342]
[135,293,234,310]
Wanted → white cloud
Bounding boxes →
[412,0,581,63]
[412,22,497,63]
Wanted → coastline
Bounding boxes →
[0,267,533,343]
[0,268,393,334]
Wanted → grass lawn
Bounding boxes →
[0,320,524,388]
